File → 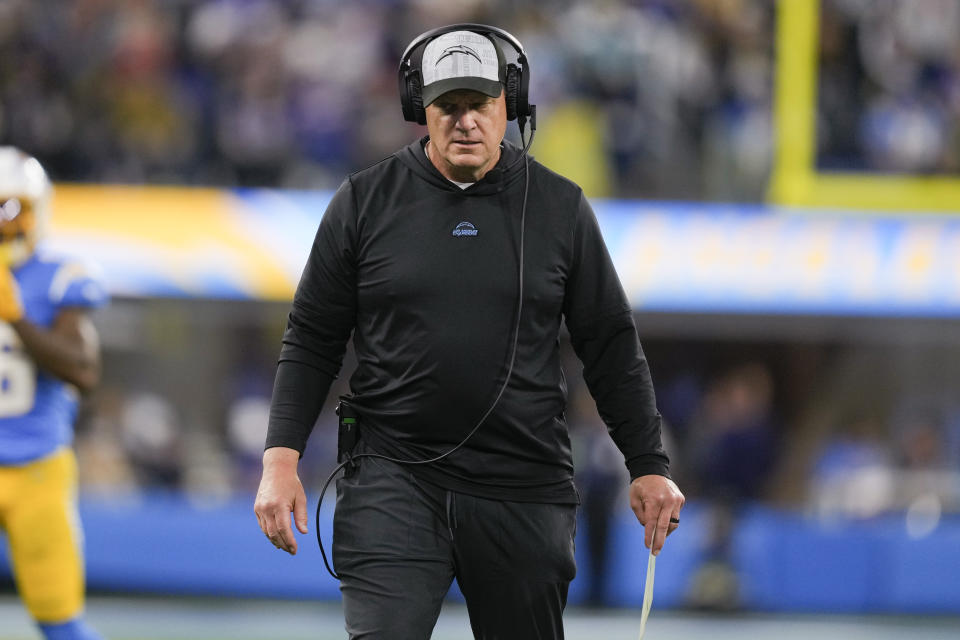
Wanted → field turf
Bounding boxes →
[2,595,960,640]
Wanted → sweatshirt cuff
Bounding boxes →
[264,429,308,456]
[264,360,335,456]
[626,453,671,482]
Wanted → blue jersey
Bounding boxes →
[0,251,108,465]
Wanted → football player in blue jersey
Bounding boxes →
[0,148,108,640]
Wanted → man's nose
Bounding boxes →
[454,109,477,129]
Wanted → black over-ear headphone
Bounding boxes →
[398,23,534,128]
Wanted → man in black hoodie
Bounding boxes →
[254,25,684,640]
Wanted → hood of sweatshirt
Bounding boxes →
[395,135,531,195]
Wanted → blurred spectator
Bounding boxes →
[226,394,271,493]
[75,386,139,496]
[569,382,629,608]
[684,361,780,610]
[687,362,779,501]
[808,415,896,520]
[120,391,185,488]
[891,411,960,525]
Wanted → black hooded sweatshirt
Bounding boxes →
[266,136,669,503]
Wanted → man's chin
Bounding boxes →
[446,154,486,170]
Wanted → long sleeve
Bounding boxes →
[264,179,358,454]
[562,192,670,480]
[264,360,334,453]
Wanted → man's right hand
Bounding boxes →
[254,447,309,555]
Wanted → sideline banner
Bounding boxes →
[48,184,327,300]
[601,201,960,317]
[48,185,960,316]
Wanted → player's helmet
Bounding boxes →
[0,147,51,267]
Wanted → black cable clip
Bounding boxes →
[336,400,359,470]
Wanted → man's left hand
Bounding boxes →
[629,475,685,556]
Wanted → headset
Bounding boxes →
[398,23,535,133]
[315,24,537,580]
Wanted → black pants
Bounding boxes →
[333,443,577,639]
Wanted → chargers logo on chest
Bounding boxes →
[452,221,479,237]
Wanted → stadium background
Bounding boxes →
[2,0,960,638]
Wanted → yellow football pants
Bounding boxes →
[0,447,85,623]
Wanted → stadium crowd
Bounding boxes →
[3,1,956,198]
[818,0,960,173]
[0,0,779,200]
[3,1,958,198]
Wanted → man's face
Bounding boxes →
[424,88,507,182]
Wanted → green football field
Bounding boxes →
[2,595,959,640]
